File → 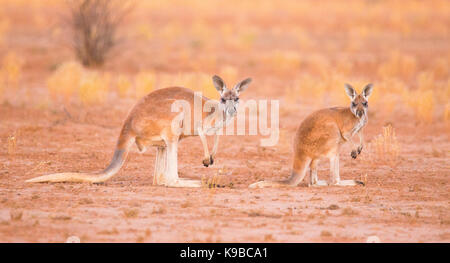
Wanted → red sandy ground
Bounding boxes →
[0,97,448,242]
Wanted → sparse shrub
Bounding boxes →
[320,230,333,237]
[264,234,275,242]
[10,210,23,221]
[364,125,400,167]
[123,208,139,218]
[340,207,359,216]
[152,206,166,214]
[201,174,223,189]
[67,0,132,67]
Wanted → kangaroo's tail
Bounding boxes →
[249,156,311,188]
[26,123,135,184]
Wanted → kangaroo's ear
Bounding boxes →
[234,78,252,94]
[344,83,356,99]
[212,75,226,93]
[362,83,374,99]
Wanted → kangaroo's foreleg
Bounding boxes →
[197,127,213,167]
[329,154,364,186]
[357,131,364,155]
[344,134,359,159]
[210,132,219,164]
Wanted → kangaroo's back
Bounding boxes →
[293,107,357,158]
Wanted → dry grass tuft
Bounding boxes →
[123,208,139,218]
[7,131,17,156]
[10,210,23,221]
[364,125,400,167]
[151,206,166,215]
[340,207,359,216]
[320,230,333,237]
[47,61,111,105]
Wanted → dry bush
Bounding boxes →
[67,0,132,67]
[123,208,139,218]
[47,61,110,105]
[10,210,23,221]
[364,125,400,167]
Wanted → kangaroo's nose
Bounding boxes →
[357,110,363,118]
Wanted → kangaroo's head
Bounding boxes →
[212,75,252,117]
[345,83,373,119]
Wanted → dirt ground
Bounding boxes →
[0,99,448,242]
[0,0,449,242]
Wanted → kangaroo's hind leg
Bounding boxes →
[153,146,167,186]
[164,138,201,188]
[309,159,327,186]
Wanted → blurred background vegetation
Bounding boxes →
[0,0,448,124]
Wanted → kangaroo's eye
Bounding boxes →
[362,102,368,107]
[352,102,357,107]
[221,98,226,103]
[234,98,239,102]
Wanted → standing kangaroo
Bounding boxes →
[249,83,373,188]
[26,75,252,187]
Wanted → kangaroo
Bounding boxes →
[26,75,252,187]
[249,83,373,188]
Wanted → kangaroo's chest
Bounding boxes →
[352,118,366,135]
[341,117,366,141]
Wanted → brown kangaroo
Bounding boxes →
[26,75,252,187]
[249,83,373,188]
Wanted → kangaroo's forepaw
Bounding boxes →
[351,150,358,159]
[355,180,365,186]
[357,145,363,155]
[202,155,214,167]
